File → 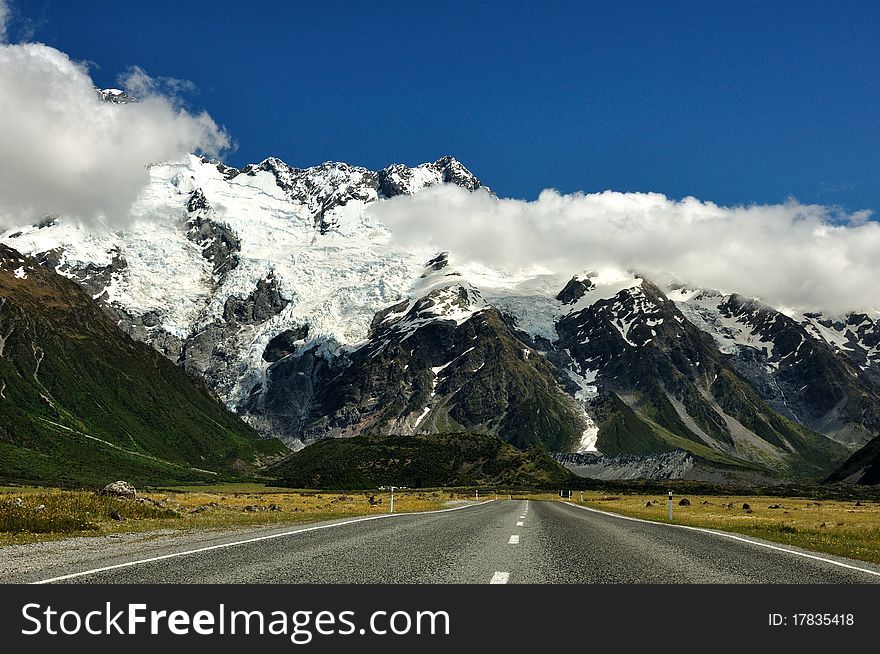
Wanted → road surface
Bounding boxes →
[6,500,880,583]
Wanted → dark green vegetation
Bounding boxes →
[826,436,880,486]
[0,245,287,488]
[268,432,576,490]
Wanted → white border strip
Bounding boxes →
[32,500,495,584]
[563,501,880,579]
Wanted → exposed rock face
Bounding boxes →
[553,279,848,477]
[673,290,880,449]
[555,450,696,481]
[185,189,241,281]
[241,257,584,450]
[239,339,346,447]
[98,88,138,104]
[223,273,289,326]
[556,275,593,305]
[262,325,310,362]
[826,436,880,485]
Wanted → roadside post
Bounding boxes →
[580,491,584,502]
[389,486,396,514]
[667,490,673,521]
[476,489,479,501]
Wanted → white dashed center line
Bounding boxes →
[516,521,524,526]
[508,535,520,544]
[490,571,510,584]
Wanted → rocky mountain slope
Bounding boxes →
[0,244,286,486]
[826,436,880,486]
[3,149,879,482]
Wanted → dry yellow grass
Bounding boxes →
[0,485,465,546]
[555,492,880,564]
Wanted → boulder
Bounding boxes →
[678,498,691,506]
[99,481,137,499]
[742,503,751,510]
[110,511,124,521]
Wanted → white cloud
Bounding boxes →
[0,0,9,43]
[0,42,230,227]
[368,185,880,314]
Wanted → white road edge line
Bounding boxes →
[508,535,520,544]
[563,501,880,578]
[31,500,497,584]
[489,571,510,584]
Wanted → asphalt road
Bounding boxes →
[10,500,880,583]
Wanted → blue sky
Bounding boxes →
[8,0,880,210]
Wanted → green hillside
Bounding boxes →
[0,245,286,487]
[268,432,576,489]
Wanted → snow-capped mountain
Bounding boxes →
[1,153,500,444]
[669,287,880,449]
[97,88,138,104]
[3,151,880,481]
[241,252,586,451]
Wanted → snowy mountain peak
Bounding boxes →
[431,155,482,191]
[368,253,489,344]
[98,88,138,104]
[4,150,880,475]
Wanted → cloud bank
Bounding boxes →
[369,185,879,314]
[0,41,230,227]
[0,1,9,43]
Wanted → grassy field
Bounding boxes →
[0,484,473,546]
[548,491,880,565]
[6,484,879,566]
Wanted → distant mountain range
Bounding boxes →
[3,107,879,485]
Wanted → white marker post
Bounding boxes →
[389,486,396,514]
[476,490,479,501]
[580,491,584,502]
[667,490,673,521]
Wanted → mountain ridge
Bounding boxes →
[2,154,878,483]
